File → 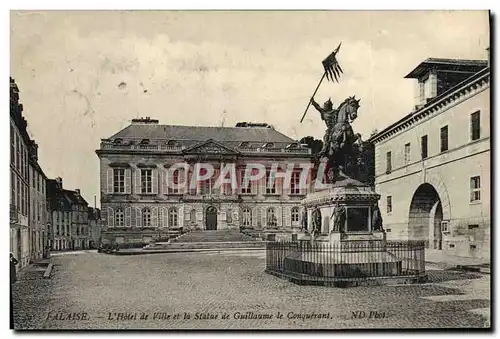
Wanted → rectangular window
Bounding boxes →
[266,172,276,194]
[17,178,21,213]
[441,221,449,232]
[471,111,480,141]
[290,172,301,195]
[440,125,448,152]
[404,143,411,164]
[113,169,125,193]
[10,125,14,165]
[386,151,392,173]
[386,196,392,213]
[16,137,20,173]
[226,209,232,224]
[141,169,152,193]
[468,224,479,230]
[470,176,481,202]
[11,172,15,204]
[421,135,428,159]
[241,180,252,194]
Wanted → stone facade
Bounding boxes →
[47,178,91,250]
[371,58,490,259]
[28,142,48,262]
[10,77,31,268]
[96,119,314,246]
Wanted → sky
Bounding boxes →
[10,10,489,207]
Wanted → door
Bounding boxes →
[205,206,217,230]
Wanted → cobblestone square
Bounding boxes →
[12,250,490,330]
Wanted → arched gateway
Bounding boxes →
[408,182,450,249]
[205,206,218,230]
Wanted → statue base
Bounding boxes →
[272,175,426,286]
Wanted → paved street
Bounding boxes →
[12,250,490,330]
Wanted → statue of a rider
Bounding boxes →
[310,95,360,182]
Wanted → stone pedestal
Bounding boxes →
[282,175,412,283]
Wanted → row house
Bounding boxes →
[47,178,91,250]
[10,77,31,268]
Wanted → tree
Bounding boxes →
[299,136,323,156]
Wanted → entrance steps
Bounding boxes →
[170,230,257,243]
[142,230,265,252]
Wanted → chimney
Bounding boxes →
[55,177,63,187]
[75,189,80,195]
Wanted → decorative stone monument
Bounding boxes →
[282,95,405,284]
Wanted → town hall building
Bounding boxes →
[96,120,313,246]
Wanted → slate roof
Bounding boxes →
[46,179,88,211]
[404,58,488,78]
[109,124,296,144]
[64,190,88,206]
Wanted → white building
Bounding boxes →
[370,57,490,259]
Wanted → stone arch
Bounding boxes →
[423,172,451,221]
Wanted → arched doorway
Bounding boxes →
[408,183,443,249]
[205,206,218,230]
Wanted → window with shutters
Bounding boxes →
[291,207,299,223]
[471,111,480,141]
[290,172,301,195]
[470,176,481,202]
[141,169,153,194]
[242,208,251,226]
[113,169,125,193]
[115,208,124,227]
[168,208,178,227]
[267,207,276,227]
[142,208,151,227]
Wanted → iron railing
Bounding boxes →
[265,240,426,284]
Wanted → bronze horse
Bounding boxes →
[312,96,360,182]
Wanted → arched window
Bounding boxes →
[267,207,276,227]
[142,208,151,227]
[242,207,252,227]
[291,207,300,223]
[113,138,123,144]
[264,142,275,148]
[140,139,150,145]
[167,140,178,146]
[168,208,178,227]
[190,209,196,223]
[239,142,250,148]
[115,208,124,227]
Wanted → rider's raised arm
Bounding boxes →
[310,98,324,114]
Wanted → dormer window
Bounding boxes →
[239,142,250,148]
[263,142,275,148]
[113,138,123,144]
[286,143,299,149]
[167,140,178,147]
[140,139,150,145]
